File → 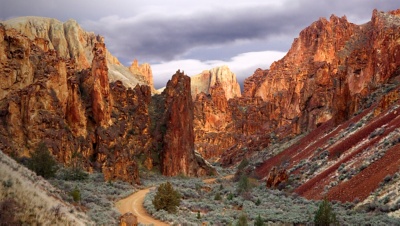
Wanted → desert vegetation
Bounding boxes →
[141,172,399,225]
[0,151,92,225]
[49,171,135,225]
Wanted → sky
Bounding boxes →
[1,0,400,88]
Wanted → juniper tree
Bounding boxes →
[152,182,181,213]
[314,197,339,226]
[28,142,58,178]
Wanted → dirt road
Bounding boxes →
[116,175,233,225]
[116,187,168,226]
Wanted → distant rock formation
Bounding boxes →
[157,70,215,176]
[191,65,241,100]
[129,59,155,92]
[2,16,154,91]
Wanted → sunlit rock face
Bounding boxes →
[2,16,154,92]
[245,10,400,133]
[195,9,400,165]
[0,18,158,184]
[191,65,241,100]
[159,70,215,177]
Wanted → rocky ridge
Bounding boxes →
[152,70,216,176]
[249,9,400,206]
[0,17,215,182]
[194,9,400,166]
[1,16,153,93]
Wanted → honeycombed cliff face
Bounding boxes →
[0,18,157,184]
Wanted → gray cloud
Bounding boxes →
[80,0,400,64]
[1,0,400,66]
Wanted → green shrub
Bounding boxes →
[70,187,81,202]
[214,192,222,200]
[314,197,338,226]
[28,142,58,178]
[254,214,264,226]
[237,174,250,194]
[227,193,234,200]
[152,182,181,213]
[236,213,248,226]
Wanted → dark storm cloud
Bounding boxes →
[80,0,400,64]
[1,0,400,64]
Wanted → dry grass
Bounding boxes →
[0,150,93,225]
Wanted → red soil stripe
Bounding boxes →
[296,112,400,199]
[326,143,400,202]
[328,109,400,160]
[256,103,374,178]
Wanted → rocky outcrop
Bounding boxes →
[251,9,400,203]
[0,23,155,184]
[244,10,400,135]
[2,17,154,92]
[194,87,273,162]
[194,9,400,166]
[91,43,112,127]
[155,70,215,177]
[266,167,288,189]
[191,65,241,100]
[129,59,155,93]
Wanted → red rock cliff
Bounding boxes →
[91,43,112,127]
[159,70,215,176]
[0,23,154,184]
[195,9,400,165]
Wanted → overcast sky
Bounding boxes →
[1,1,400,88]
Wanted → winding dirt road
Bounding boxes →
[116,175,233,225]
[116,187,168,226]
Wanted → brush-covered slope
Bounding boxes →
[0,151,93,225]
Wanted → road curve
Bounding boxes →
[116,187,168,226]
[116,175,233,225]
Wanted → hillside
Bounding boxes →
[246,9,400,211]
[0,150,93,225]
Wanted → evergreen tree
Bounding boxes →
[28,142,58,178]
[314,197,339,226]
[152,182,181,213]
[237,174,250,194]
[254,214,264,226]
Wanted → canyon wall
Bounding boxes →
[0,20,155,184]
[2,17,154,93]
[194,9,400,165]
